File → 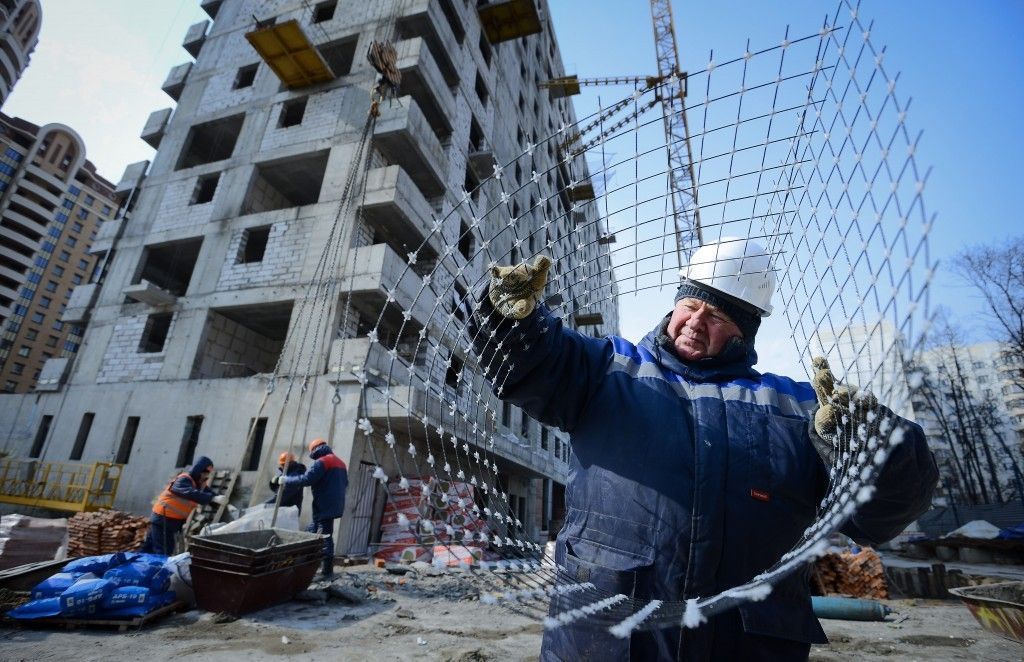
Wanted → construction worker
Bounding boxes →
[470,238,937,661]
[273,438,348,578]
[265,451,307,514]
[141,456,227,556]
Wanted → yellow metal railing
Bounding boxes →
[0,458,123,512]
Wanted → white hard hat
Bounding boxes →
[680,237,776,316]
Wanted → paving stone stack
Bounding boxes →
[67,510,150,556]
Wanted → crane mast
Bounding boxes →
[650,0,703,262]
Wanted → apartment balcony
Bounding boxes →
[8,193,55,225]
[0,245,32,270]
[1,225,39,253]
[395,37,454,138]
[397,0,462,85]
[372,97,446,199]
[61,283,99,324]
[140,108,173,149]
[0,44,21,85]
[162,62,192,101]
[89,217,121,255]
[114,161,150,198]
[340,243,437,331]
[123,280,177,307]
[360,165,445,262]
[182,20,209,58]
[200,0,222,19]
[17,178,61,208]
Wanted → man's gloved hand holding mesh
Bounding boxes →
[488,256,552,320]
[809,356,895,466]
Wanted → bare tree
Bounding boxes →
[911,314,1023,505]
[955,237,1024,391]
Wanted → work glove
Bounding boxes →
[211,494,228,506]
[809,356,893,465]
[271,475,285,486]
[488,255,552,320]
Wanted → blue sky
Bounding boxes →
[5,1,1021,374]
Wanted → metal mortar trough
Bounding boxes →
[949,580,1024,644]
[189,528,323,616]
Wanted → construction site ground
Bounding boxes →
[0,564,1018,661]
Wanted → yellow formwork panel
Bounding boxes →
[0,458,123,513]
[245,19,335,89]
[478,0,543,44]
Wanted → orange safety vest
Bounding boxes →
[152,473,202,520]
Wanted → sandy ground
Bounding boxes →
[0,566,1019,662]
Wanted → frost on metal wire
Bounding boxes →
[338,0,934,634]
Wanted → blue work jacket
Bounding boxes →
[283,448,348,521]
[470,299,937,661]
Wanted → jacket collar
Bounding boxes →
[639,314,761,382]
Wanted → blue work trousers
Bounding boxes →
[140,514,185,555]
[306,518,337,563]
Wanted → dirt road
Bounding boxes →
[0,566,1018,661]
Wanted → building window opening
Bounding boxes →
[458,220,473,259]
[175,113,245,170]
[318,36,358,77]
[241,150,328,214]
[29,414,53,458]
[70,412,95,461]
[133,237,203,296]
[176,415,204,467]
[138,312,173,353]
[191,173,220,205]
[115,416,141,464]
[278,97,308,127]
[313,1,337,23]
[233,63,258,89]
[237,225,271,263]
[474,72,489,107]
[191,302,293,379]
[243,417,269,470]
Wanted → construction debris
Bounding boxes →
[813,547,889,599]
[67,510,149,557]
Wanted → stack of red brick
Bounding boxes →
[813,547,889,599]
[373,477,487,565]
[67,510,150,557]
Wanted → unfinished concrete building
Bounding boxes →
[0,114,118,393]
[0,0,618,555]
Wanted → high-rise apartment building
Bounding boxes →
[0,0,40,107]
[0,0,618,552]
[0,113,117,393]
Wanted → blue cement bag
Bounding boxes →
[31,572,90,600]
[128,553,169,566]
[62,552,126,575]
[6,597,63,620]
[100,590,176,618]
[103,563,172,591]
[59,578,113,616]
[104,585,151,608]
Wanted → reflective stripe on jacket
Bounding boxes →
[152,473,201,520]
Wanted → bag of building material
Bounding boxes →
[163,552,193,605]
[101,590,176,618]
[30,571,94,599]
[58,577,113,616]
[103,562,172,591]
[6,597,63,619]
[63,552,125,575]
[123,552,169,566]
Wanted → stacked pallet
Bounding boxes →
[813,547,888,599]
[67,510,150,556]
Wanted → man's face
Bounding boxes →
[200,468,213,486]
[665,297,743,361]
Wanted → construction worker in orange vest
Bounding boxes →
[141,456,227,555]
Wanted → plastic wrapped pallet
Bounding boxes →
[0,514,68,570]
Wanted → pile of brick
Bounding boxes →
[67,510,150,556]
[813,547,888,599]
[373,477,487,565]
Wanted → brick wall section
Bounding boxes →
[153,175,217,232]
[217,220,308,290]
[97,313,173,383]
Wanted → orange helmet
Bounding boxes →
[308,438,328,454]
[278,452,296,467]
